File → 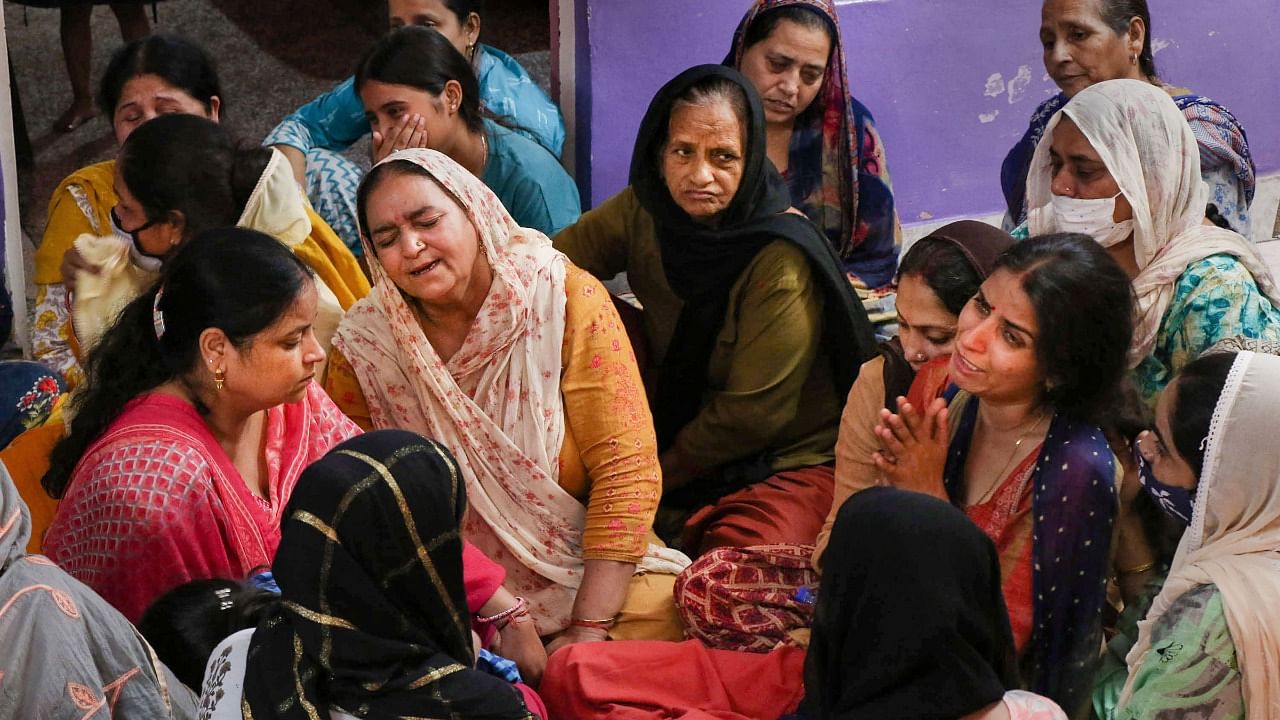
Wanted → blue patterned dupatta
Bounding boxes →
[943,390,1120,718]
[1001,91,1254,233]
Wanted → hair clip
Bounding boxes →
[152,286,166,340]
[214,586,234,612]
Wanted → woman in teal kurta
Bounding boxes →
[355,27,580,239]
[1022,80,1280,408]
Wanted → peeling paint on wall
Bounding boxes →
[1007,65,1032,104]
[979,110,999,123]
[984,72,1005,97]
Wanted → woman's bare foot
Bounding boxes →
[52,102,98,133]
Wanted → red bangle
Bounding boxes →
[476,596,528,629]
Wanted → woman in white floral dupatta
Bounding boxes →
[1025,79,1280,406]
[328,149,689,651]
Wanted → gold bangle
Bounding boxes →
[570,615,618,630]
[1117,561,1155,577]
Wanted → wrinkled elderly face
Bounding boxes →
[661,100,746,223]
[1040,0,1144,97]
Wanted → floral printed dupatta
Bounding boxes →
[334,149,686,635]
[726,0,900,289]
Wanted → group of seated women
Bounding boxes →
[3,0,1278,718]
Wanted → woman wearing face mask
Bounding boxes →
[875,233,1133,718]
[70,114,367,370]
[34,38,367,391]
[727,0,899,291]
[267,0,565,252]
[1003,0,1254,233]
[811,220,1014,569]
[4,114,367,570]
[355,26,580,239]
[1025,79,1280,406]
[1091,345,1280,719]
[34,34,224,389]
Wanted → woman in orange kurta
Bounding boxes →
[325,148,689,650]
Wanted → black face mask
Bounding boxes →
[110,206,162,259]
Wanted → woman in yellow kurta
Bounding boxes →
[326,148,689,651]
[34,34,366,388]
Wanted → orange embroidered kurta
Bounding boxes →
[326,264,659,563]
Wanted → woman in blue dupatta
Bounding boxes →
[725,0,900,292]
[1003,0,1254,234]
[874,233,1136,719]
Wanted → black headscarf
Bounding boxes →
[243,430,534,720]
[630,64,876,450]
[804,487,1019,719]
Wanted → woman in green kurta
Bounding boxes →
[554,65,874,555]
[1093,342,1280,719]
[1023,80,1280,408]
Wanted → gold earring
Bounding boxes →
[214,367,226,391]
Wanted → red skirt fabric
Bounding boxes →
[541,640,806,720]
[682,464,835,555]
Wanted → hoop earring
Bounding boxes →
[214,368,226,391]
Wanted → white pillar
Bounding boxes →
[0,13,29,355]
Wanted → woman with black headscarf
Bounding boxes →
[541,487,1068,719]
[194,430,545,720]
[804,487,1068,719]
[555,64,875,555]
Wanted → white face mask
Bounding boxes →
[1049,191,1134,248]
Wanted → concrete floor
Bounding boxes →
[5,0,551,243]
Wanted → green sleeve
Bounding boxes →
[1098,584,1243,720]
[1163,256,1280,378]
[674,241,823,468]
[552,187,639,281]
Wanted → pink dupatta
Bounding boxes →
[44,383,357,621]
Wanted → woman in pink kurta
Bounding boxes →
[42,228,357,621]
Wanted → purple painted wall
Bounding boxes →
[574,0,1279,225]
